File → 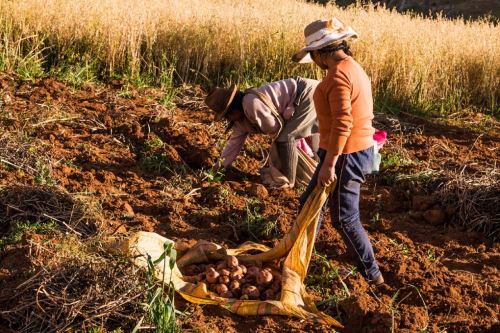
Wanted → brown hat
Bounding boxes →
[292,18,358,63]
[204,84,238,120]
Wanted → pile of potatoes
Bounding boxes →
[181,255,282,300]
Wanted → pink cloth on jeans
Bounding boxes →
[373,130,387,149]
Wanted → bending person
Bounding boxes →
[204,77,319,188]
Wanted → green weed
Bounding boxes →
[426,248,436,262]
[389,238,410,256]
[202,168,225,183]
[133,241,180,333]
[0,220,57,249]
[306,251,352,317]
[145,135,164,150]
[244,198,279,239]
[34,160,56,186]
[381,151,414,171]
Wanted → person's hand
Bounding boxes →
[317,163,336,187]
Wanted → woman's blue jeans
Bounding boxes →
[299,146,382,282]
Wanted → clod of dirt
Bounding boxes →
[121,202,135,218]
[445,286,461,300]
[423,209,446,225]
[412,195,436,211]
[408,210,424,221]
[248,183,269,199]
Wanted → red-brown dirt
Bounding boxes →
[0,74,498,332]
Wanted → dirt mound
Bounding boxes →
[0,74,499,332]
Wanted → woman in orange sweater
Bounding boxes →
[293,18,384,285]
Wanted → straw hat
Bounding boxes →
[292,18,358,63]
[204,84,238,120]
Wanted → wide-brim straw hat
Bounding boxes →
[292,18,358,63]
[204,84,238,120]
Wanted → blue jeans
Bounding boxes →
[299,147,381,282]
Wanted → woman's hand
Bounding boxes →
[318,163,336,187]
[318,154,339,187]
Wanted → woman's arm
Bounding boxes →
[318,70,352,186]
[220,126,249,168]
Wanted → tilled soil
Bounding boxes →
[0,75,498,332]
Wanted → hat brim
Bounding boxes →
[292,29,358,63]
[215,84,238,121]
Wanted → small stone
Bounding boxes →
[122,202,135,217]
[423,209,446,225]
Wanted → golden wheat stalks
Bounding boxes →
[1,0,499,114]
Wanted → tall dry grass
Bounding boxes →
[0,0,499,115]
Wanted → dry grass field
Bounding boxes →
[1,0,499,116]
[0,1,499,333]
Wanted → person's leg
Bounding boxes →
[299,149,328,236]
[275,140,298,186]
[329,146,382,282]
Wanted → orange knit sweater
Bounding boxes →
[313,57,375,156]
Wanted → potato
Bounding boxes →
[214,283,229,296]
[246,266,260,278]
[239,264,247,274]
[262,289,275,300]
[256,270,273,285]
[218,268,230,276]
[218,275,230,285]
[220,290,234,298]
[242,285,260,300]
[231,265,243,276]
[229,280,240,290]
[270,278,281,292]
[229,280,241,296]
[231,273,244,281]
[216,261,226,270]
[206,267,220,284]
[226,255,239,269]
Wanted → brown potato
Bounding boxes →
[256,270,273,285]
[242,285,260,300]
[226,255,239,269]
[246,266,260,278]
[270,278,281,292]
[218,268,230,276]
[229,280,240,290]
[239,264,247,274]
[231,273,244,281]
[262,289,275,300]
[231,265,243,275]
[206,267,220,284]
[214,283,229,296]
[218,275,230,285]
[216,261,226,270]
[220,290,234,298]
